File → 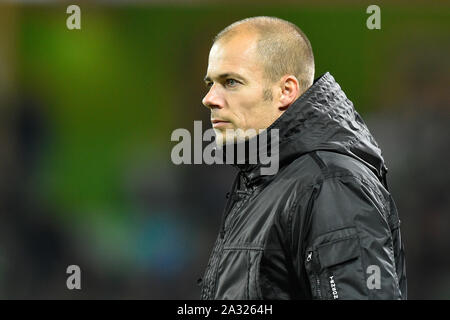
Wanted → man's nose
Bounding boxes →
[202,85,223,110]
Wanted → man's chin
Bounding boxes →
[213,129,233,148]
[213,128,259,148]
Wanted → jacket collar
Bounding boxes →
[217,72,387,188]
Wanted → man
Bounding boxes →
[199,16,407,300]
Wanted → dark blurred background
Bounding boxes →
[0,0,448,299]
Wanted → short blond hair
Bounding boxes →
[214,16,315,93]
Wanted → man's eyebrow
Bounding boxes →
[203,72,246,82]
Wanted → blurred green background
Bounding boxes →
[0,0,449,299]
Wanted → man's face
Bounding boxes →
[202,32,280,145]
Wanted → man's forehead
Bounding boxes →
[206,34,261,79]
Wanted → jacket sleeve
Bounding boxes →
[289,175,406,300]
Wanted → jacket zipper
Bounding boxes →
[203,171,256,299]
[315,274,322,299]
[201,235,223,299]
[220,172,242,239]
[202,172,246,299]
[306,250,322,300]
[302,187,322,299]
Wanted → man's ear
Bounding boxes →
[278,75,301,111]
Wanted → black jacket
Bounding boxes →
[200,72,407,300]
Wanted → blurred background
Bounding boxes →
[0,0,448,299]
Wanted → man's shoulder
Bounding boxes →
[277,150,382,191]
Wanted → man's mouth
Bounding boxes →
[211,119,231,128]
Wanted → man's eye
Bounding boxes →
[225,79,239,87]
[205,82,213,88]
